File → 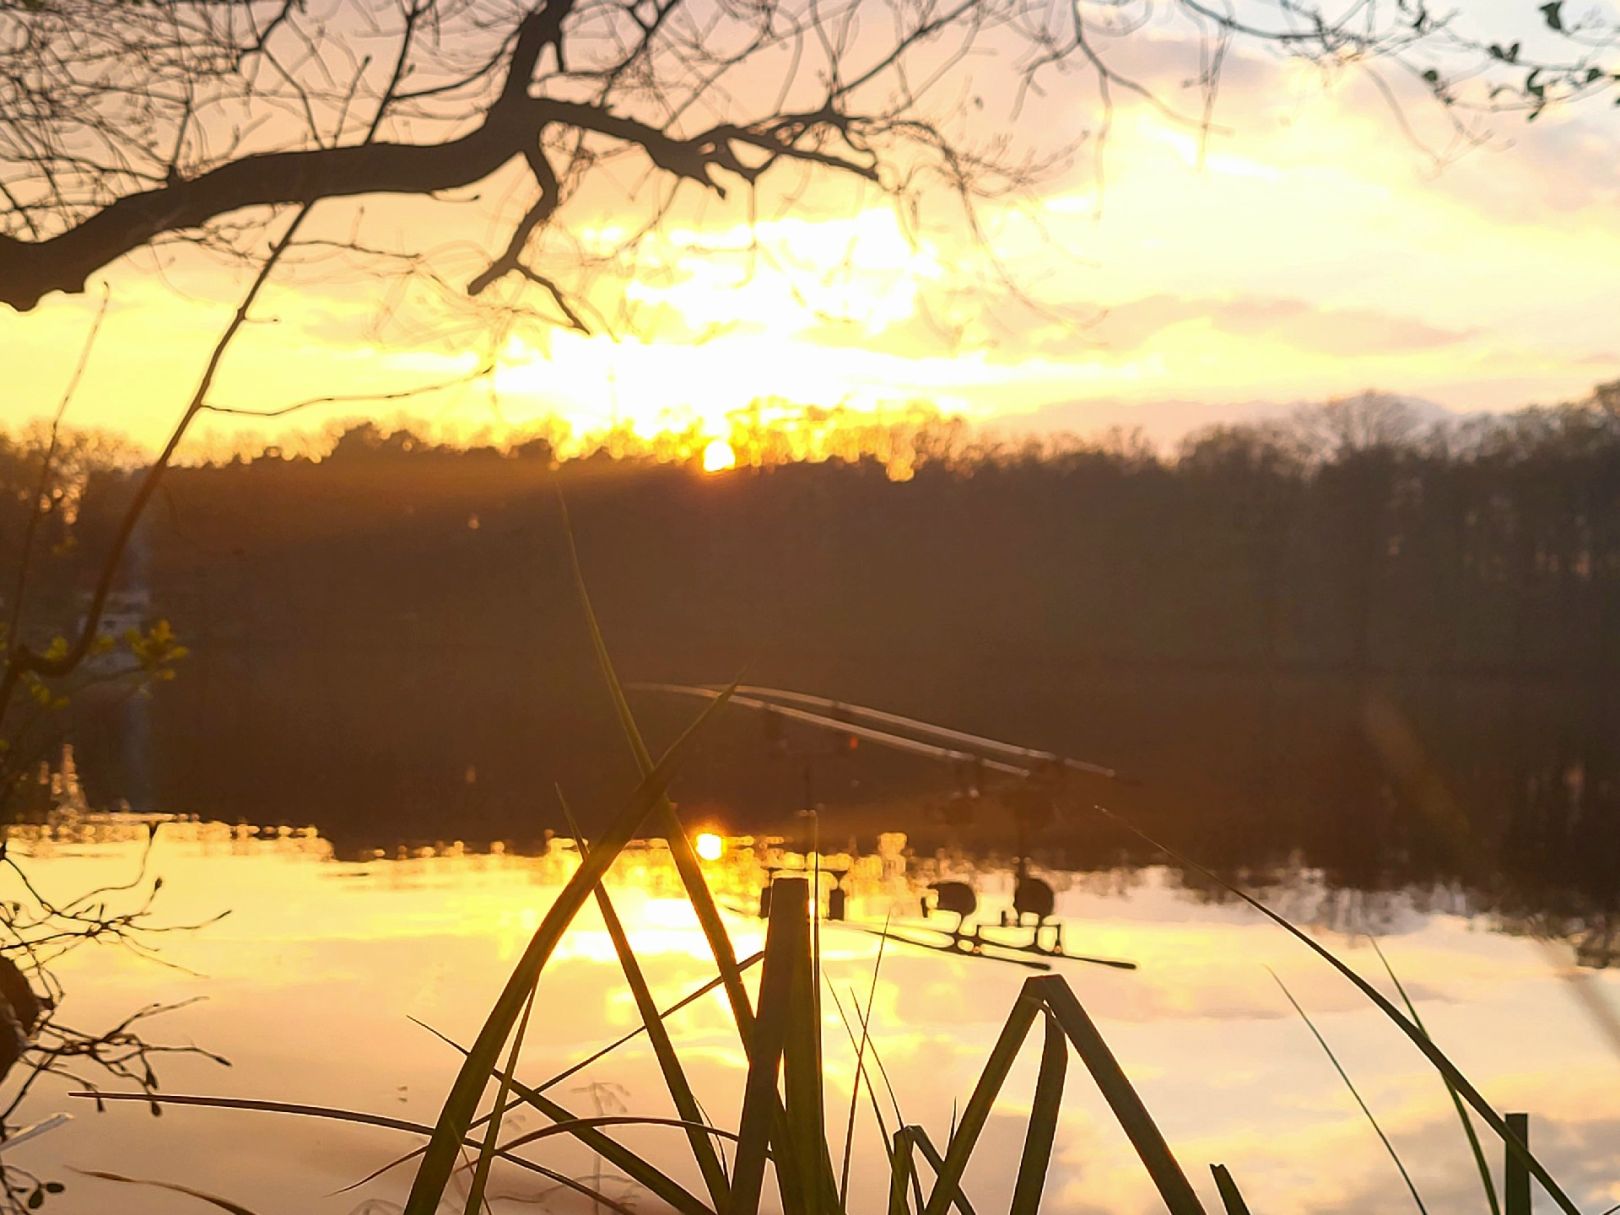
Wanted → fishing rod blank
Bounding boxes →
[629,682,1032,777]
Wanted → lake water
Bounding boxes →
[4,818,1618,1214]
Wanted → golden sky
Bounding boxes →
[3,5,1617,460]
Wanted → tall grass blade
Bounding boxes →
[1036,975,1206,1215]
[559,792,731,1209]
[780,877,829,1214]
[888,1126,918,1215]
[911,1129,976,1215]
[341,955,762,1195]
[1091,802,1582,1215]
[561,501,837,1210]
[1270,971,1427,1213]
[919,985,1040,1215]
[1370,937,1499,1215]
[826,980,927,1215]
[410,1019,718,1215]
[463,978,537,1214]
[822,982,894,1151]
[73,1170,260,1215]
[560,496,755,1036]
[840,918,890,1208]
[402,686,735,1214]
[70,1093,644,1213]
[731,876,813,1215]
[1210,1164,1253,1215]
[827,979,907,1134]
[1505,1113,1530,1215]
[1009,1012,1067,1215]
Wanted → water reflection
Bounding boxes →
[0,819,1616,1213]
[62,663,1620,935]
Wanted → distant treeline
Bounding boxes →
[62,383,1620,679]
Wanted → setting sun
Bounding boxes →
[693,831,725,861]
[701,439,736,473]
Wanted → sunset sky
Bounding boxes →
[4,1,1617,460]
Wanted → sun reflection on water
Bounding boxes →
[3,820,1619,1213]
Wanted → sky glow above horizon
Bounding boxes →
[3,3,1617,461]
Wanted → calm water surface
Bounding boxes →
[6,821,1619,1214]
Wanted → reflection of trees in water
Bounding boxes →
[78,660,1620,930]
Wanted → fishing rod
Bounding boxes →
[652,681,1142,972]
[628,683,1032,777]
[731,684,1120,780]
[628,682,1121,783]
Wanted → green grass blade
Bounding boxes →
[1271,971,1426,1213]
[731,875,812,1215]
[73,1170,261,1215]
[1370,937,1499,1215]
[1091,802,1583,1215]
[494,1115,741,1149]
[411,1019,718,1215]
[919,984,1041,1215]
[1009,1011,1067,1215]
[1210,1164,1253,1215]
[827,978,907,1133]
[888,1126,918,1215]
[402,686,735,1214]
[911,1129,976,1215]
[561,500,833,1212]
[68,1093,644,1213]
[780,877,828,1214]
[561,494,758,1039]
[559,792,731,1210]
[825,981,927,1215]
[840,918,890,1208]
[1505,1113,1530,1215]
[1036,975,1205,1215]
[463,978,537,1214]
[341,955,762,1195]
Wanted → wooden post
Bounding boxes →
[1505,1112,1531,1215]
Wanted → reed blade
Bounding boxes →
[731,875,812,1215]
[1091,802,1583,1215]
[1210,1164,1253,1215]
[339,954,762,1195]
[462,978,537,1214]
[562,497,834,1211]
[73,1170,260,1215]
[888,1125,918,1215]
[413,1019,717,1215]
[1036,975,1206,1215]
[829,976,908,1134]
[1271,971,1426,1213]
[911,1128,976,1215]
[1370,937,1499,1215]
[68,1094,644,1214]
[401,686,734,1214]
[559,792,731,1209]
[1505,1113,1530,1215]
[919,985,1041,1215]
[840,920,890,1208]
[1009,1012,1068,1215]
[780,878,829,1213]
[827,980,927,1213]
[561,494,757,1039]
